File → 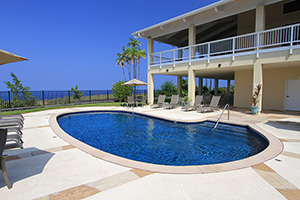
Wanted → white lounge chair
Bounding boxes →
[182,95,203,112]
[163,95,179,109]
[197,96,221,113]
[151,95,166,108]
[0,128,12,189]
[126,96,136,108]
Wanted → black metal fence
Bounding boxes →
[0,89,233,109]
[0,89,147,109]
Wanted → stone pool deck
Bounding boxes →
[0,106,300,200]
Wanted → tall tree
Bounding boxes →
[115,51,127,81]
[116,38,146,80]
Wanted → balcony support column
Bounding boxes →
[199,77,203,95]
[214,79,219,95]
[253,61,263,112]
[177,76,183,97]
[188,66,196,105]
[255,4,265,32]
[227,80,231,95]
[148,71,154,105]
[189,25,196,59]
[147,37,154,66]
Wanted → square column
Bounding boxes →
[253,61,263,112]
[255,5,265,32]
[227,80,231,95]
[177,76,182,96]
[189,25,196,58]
[199,78,203,95]
[147,37,154,105]
[147,38,154,65]
[214,79,219,95]
[188,66,196,104]
[148,72,154,105]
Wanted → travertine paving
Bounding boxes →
[0,106,299,200]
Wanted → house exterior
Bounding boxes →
[132,0,300,112]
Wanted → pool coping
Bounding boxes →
[49,108,283,174]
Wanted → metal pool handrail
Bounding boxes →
[213,104,230,130]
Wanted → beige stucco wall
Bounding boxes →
[263,66,300,111]
[234,70,253,108]
[237,10,255,35]
[266,0,300,29]
[237,0,300,35]
[234,66,300,111]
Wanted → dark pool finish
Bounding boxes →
[57,111,269,166]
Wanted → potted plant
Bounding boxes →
[251,84,262,114]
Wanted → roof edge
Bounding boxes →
[132,0,233,38]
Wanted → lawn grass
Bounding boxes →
[1,102,123,115]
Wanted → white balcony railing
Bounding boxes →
[149,23,300,67]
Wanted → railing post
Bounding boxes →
[290,26,294,54]
[68,91,71,103]
[173,50,176,67]
[159,52,162,68]
[232,38,235,61]
[8,91,11,108]
[89,90,91,102]
[107,90,109,100]
[189,46,191,65]
[42,91,45,105]
[207,43,210,63]
[256,32,260,58]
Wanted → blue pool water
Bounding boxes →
[57,111,268,166]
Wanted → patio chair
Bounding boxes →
[126,96,136,108]
[137,96,147,107]
[0,119,23,129]
[0,113,24,121]
[197,96,221,113]
[0,128,12,189]
[182,95,203,112]
[163,95,179,109]
[150,95,166,108]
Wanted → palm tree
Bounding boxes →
[115,52,127,81]
[134,48,146,79]
[128,38,141,48]
[116,38,146,80]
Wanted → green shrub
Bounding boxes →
[70,85,84,100]
[112,81,133,102]
[4,72,36,107]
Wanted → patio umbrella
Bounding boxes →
[122,78,147,106]
[0,49,28,65]
[122,78,147,86]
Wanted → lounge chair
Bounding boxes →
[150,95,166,108]
[163,95,179,109]
[126,96,136,108]
[0,128,12,189]
[137,96,147,107]
[182,95,203,112]
[0,119,23,129]
[0,114,24,121]
[0,119,24,149]
[197,96,221,113]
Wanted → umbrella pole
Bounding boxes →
[134,85,136,107]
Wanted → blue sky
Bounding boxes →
[0,0,220,91]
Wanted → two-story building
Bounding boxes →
[132,0,300,112]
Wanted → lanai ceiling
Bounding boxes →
[154,15,237,47]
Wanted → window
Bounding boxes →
[283,0,300,14]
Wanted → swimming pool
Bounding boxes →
[57,111,269,166]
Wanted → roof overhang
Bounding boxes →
[132,0,283,40]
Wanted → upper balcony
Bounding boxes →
[149,23,300,68]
